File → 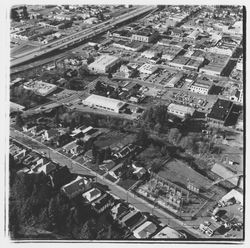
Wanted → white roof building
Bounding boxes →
[152,226,185,239]
[82,188,102,203]
[133,221,158,239]
[82,94,126,113]
[168,103,195,118]
[139,63,158,75]
[88,55,120,73]
[219,189,243,206]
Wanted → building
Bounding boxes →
[120,210,146,231]
[37,162,57,175]
[133,221,158,239]
[167,103,195,118]
[9,143,27,161]
[82,94,126,113]
[61,176,92,199]
[152,226,186,239]
[207,99,233,126]
[132,29,159,43]
[10,101,25,113]
[62,141,83,155]
[88,55,120,73]
[165,73,183,88]
[168,57,190,69]
[189,80,212,95]
[138,63,158,75]
[211,163,240,187]
[82,188,102,203]
[92,193,115,214]
[199,222,222,237]
[112,40,144,52]
[42,129,60,141]
[187,30,200,40]
[219,189,243,207]
[110,202,132,221]
[23,80,57,96]
[141,49,158,59]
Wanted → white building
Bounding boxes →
[152,226,185,239]
[189,80,211,95]
[219,189,243,207]
[167,103,195,118]
[133,221,158,239]
[23,80,57,96]
[88,55,120,73]
[82,188,102,203]
[138,63,157,75]
[82,94,126,113]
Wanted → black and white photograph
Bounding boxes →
[3,1,246,244]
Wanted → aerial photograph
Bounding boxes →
[8,4,244,241]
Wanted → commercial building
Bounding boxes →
[219,189,243,207]
[133,221,158,239]
[167,103,195,118]
[23,80,57,96]
[211,163,240,187]
[152,226,186,239]
[112,40,144,52]
[168,57,190,69]
[88,55,120,73]
[189,80,212,95]
[200,53,231,76]
[82,94,126,113]
[138,63,158,75]
[207,99,233,126]
[132,28,159,43]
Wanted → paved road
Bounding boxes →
[10,128,209,238]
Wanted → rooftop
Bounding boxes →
[207,99,233,121]
[133,221,158,239]
[152,226,184,239]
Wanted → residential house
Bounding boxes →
[61,176,92,199]
[62,141,83,156]
[82,188,102,203]
[92,193,115,214]
[42,129,60,141]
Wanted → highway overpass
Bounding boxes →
[11,6,156,68]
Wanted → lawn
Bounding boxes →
[117,178,138,190]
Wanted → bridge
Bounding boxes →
[11,6,156,68]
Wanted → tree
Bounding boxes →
[136,128,150,147]
[151,162,162,173]
[22,6,29,19]
[10,9,20,22]
[15,112,24,127]
[168,128,182,145]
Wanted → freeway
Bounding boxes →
[11,6,156,68]
[9,127,208,239]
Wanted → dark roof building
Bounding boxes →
[207,99,233,126]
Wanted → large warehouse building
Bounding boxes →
[88,55,120,73]
[82,94,126,113]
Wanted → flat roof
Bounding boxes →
[89,55,119,67]
[152,226,184,239]
[133,221,158,239]
[207,98,233,121]
[84,94,126,110]
[168,103,195,114]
